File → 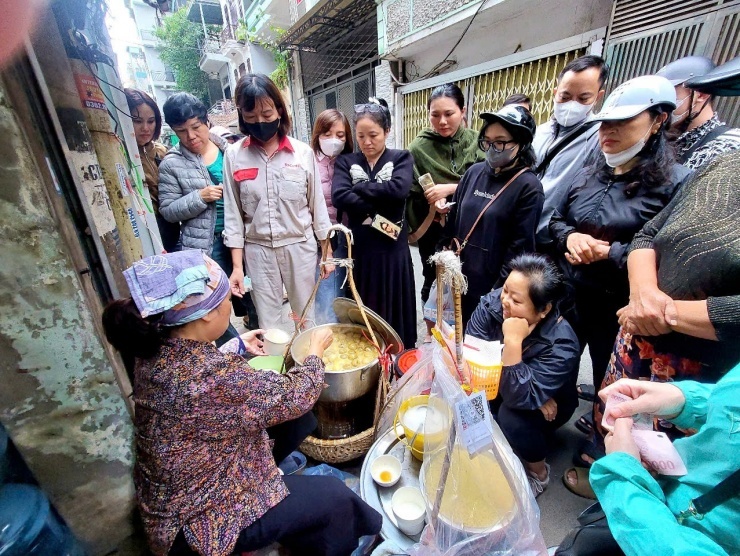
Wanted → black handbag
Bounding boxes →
[554,502,624,556]
[555,468,740,555]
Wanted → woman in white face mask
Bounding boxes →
[548,75,694,495]
[310,109,354,322]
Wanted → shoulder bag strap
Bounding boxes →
[678,468,740,523]
[455,168,527,254]
[535,120,600,177]
[679,124,731,163]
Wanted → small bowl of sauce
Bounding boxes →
[370,454,402,487]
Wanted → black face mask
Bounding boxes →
[244,118,280,143]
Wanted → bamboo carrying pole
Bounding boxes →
[428,251,467,528]
[281,225,388,425]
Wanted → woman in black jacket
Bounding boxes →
[466,253,579,498]
[548,76,692,460]
[440,105,544,325]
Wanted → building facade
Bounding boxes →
[125,0,178,108]
[376,0,614,146]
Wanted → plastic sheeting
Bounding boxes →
[383,344,547,555]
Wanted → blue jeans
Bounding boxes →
[314,236,347,324]
[210,232,259,328]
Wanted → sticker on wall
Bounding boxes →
[74,73,107,112]
[69,151,116,235]
[127,207,140,238]
[115,163,130,197]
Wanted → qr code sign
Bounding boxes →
[458,391,486,431]
[455,390,493,457]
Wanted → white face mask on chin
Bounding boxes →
[319,137,346,157]
[604,123,655,168]
[553,99,594,127]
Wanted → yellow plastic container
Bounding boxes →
[465,346,503,400]
[394,395,450,461]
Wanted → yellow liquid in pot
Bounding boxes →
[321,330,376,372]
[424,446,515,530]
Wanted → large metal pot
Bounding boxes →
[292,324,386,402]
[291,299,404,403]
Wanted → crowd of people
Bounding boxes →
[111,52,740,556]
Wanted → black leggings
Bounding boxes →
[169,412,382,556]
[497,402,575,463]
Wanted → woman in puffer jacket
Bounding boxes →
[158,92,258,341]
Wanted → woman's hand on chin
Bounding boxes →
[502,317,534,343]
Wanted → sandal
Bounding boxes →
[574,411,593,435]
[577,383,595,402]
[571,439,606,468]
[562,467,596,499]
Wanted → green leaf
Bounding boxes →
[154,8,213,105]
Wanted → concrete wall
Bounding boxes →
[379,0,613,77]
[0,76,135,554]
[250,42,278,76]
[375,60,397,147]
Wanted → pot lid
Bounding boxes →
[333,298,404,354]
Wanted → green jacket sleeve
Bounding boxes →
[590,453,729,556]
[670,380,714,431]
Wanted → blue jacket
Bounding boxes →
[465,288,580,412]
[590,362,740,556]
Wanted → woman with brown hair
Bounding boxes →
[310,109,353,323]
[223,74,333,329]
[124,88,180,252]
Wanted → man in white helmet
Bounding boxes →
[533,55,609,248]
[657,55,740,170]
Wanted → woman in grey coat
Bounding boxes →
[159,92,259,336]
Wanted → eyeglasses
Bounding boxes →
[478,139,518,153]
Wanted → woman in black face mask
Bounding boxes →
[222,74,334,331]
[439,105,544,324]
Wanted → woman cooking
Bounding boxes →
[439,104,544,325]
[332,98,418,348]
[466,253,580,497]
[102,251,381,556]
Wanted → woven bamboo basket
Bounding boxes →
[299,426,376,464]
[286,224,392,465]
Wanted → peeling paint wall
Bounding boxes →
[0,81,135,554]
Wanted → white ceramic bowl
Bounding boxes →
[391,486,426,536]
[370,455,402,487]
[263,328,290,356]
